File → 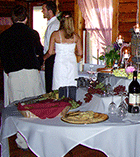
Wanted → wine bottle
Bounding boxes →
[128,71,140,113]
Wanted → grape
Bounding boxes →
[113,68,128,77]
[113,85,126,95]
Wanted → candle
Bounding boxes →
[124,49,129,59]
[118,35,123,44]
[135,24,139,33]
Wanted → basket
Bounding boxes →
[18,106,71,118]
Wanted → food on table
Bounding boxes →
[18,99,71,119]
[113,85,126,95]
[84,82,105,103]
[113,68,128,77]
[128,72,140,79]
[60,97,82,109]
[61,111,108,124]
[84,93,93,103]
[17,89,82,119]
[20,90,59,106]
[84,83,126,103]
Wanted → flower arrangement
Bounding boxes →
[99,42,120,68]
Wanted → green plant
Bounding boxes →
[99,43,120,68]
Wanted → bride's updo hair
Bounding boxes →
[59,12,74,39]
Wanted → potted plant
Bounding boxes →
[99,43,120,68]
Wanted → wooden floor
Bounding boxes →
[8,134,107,157]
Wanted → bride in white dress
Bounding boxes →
[43,13,83,99]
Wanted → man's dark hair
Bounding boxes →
[43,1,57,15]
[11,5,28,23]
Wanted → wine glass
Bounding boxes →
[105,74,112,96]
[88,64,96,82]
[108,91,117,114]
[89,64,94,77]
[117,94,127,119]
[117,91,128,118]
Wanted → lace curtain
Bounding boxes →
[78,0,113,63]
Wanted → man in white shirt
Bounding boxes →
[42,1,60,93]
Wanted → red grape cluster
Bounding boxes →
[88,87,104,95]
[77,100,83,106]
[83,85,126,103]
[113,85,126,95]
[84,87,104,103]
[84,92,93,103]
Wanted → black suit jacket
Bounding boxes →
[0,23,43,74]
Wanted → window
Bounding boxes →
[31,0,59,46]
[79,0,113,65]
[32,5,47,46]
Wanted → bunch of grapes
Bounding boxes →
[88,87,104,95]
[113,85,126,95]
[84,92,93,103]
[84,86,104,103]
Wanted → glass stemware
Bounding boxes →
[117,93,127,118]
[105,74,112,96]
[88,64,96,82]
[108,92,117,114]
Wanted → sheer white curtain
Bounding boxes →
[78,0,113,63]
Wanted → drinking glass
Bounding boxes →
[105,74,112,96]
[89,64,94,77]
[88,64,96,82]
[117,92,128,118]
[108,92,117,114]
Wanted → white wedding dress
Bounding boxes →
[52,32,78,90]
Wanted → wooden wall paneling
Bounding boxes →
[58,0,74,14]
[119,12,136,22]
[0,1,27,17]
[119,2,137,12]
[119,22,136,31]
[112,0,119,43]
[119,0,137,43]
[119,0,137,3]
[74,0,84,62]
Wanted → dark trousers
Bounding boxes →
[59,86,77,101]
[45,54,55,93]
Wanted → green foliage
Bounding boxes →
[99,48,120,67]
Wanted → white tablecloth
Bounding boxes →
[108,75,132,91]
[2,112,140,157]
[1,88,140,157]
